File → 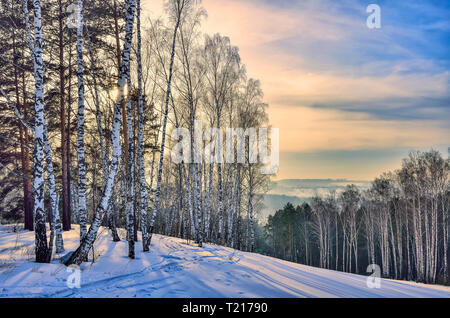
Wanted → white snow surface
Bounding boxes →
[0,224,449,298]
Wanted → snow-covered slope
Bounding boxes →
[0,224,449,298]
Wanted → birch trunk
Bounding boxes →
[202,161,208,241]
[136,0,149,252]
[75,0,87,242]
[226,163,234,247]
[424,199,430,282]
[231,164,241,249]
[443,193,448,283]
[195,163,203,247]
[217,143,224,244]
[335,211,339,270]
[394,202,403,278]
[28,0,48,263]
[405,201,411,280]
[23,0,64,259]
[205,160,213,243]
[67,31,74,228]
[182,162,196,239]
[388,214,397,279]
[126,74,135,259]
[247,162,255,252]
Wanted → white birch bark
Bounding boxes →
[182,163,196,238]
[182,165,197,239]
[126,74,135,258]
[202,160,208,241]
[47,195,59,260]
[217,146,224,244]
[205,160,213,242]
[247,162,255,252]
[230,163,241,248]
[23,0,63,260]
[75,0,87,241]
[195,163,203,247]
[136,0,149,252]
[443,191,449,283]
[28,0,48,263]
[226,163,234,247]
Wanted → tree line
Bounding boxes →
[263,150,449,285]
[0,0,270,265]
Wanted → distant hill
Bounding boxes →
[258,194,307,222]
[258,179,371,222]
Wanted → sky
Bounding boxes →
[144,0,450,180]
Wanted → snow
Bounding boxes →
[0,224,449,298]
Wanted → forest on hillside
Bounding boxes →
[260,150,449,285]
[0,0,270,265]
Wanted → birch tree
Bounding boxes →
[135,0,150,252]
[28,0,49,263]
[125,73,135,258]
[241,79,267,252]
[75,0,88,242]
[202,34,240,244]
[146,0,195,250]
[14,0,65,261]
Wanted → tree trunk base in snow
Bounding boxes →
[112,233,121,242]
[110,225,121,242]
[128,240,135,259]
